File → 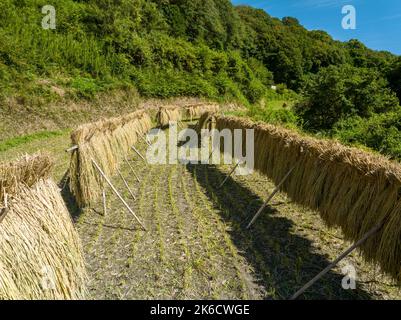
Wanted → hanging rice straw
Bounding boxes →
[184,104,220,121]
[0,154,86,299]
[213,115,401,282]
[156,106,182,127]
[68,110,152,207]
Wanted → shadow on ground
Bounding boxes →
[186,163,373,300]
[59,171,82,222]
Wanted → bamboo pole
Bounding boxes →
[247,164,296,229]
[102,188,107,217]
[0,193,9,224]
[117,168,137,201]
[0,208,8,224]
[290,223,384,300]
[91,159,146,231]
[139,134,151,147]
[65,145,79,153]
[218,160,241,189]
[61,169,70,191]
[131,146,146,162]
[124,157,141,183]
[208,148,215,162]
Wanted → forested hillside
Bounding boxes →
[1,0,401,157]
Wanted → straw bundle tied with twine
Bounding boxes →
[214,115,401,282]
[0,154,86,299]
[69,109,152,207]
[156,106,182,127]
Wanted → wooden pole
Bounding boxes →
[124,157,141,183]
[117,168,137,201]
[66,145,79,153]
[208,140,221,164]
[61,169,70,191]
[102,188,107,217]
[0,208,9,224]
[218,160,241,189]
[91,159,146,231]
[131,146,146,162]
[139,134,151,147]
[290,223,384,300]
[0,193,9,224]
[247,165,296,229]
[208,148,216,161]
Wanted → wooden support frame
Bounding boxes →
[139,134,151,147]
[247,164,296,229]
[124,157,141,183]
[290,222,384,300]
[91,159,146,231]
[102,188,107,217]
[117,168,137,201]
[218,160,242,189]
[65,145,79,153]
[131,146,146,163]
[0,193,9,224]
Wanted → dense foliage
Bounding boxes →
[0,0,400,158]
[295,65,400,131]
[1,0,398,102]
[387,57,401,102]
[333,113,401,159]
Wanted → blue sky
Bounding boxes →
[231,0,401,55]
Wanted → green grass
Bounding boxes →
[225,99,299,128]
[0,130,67,153]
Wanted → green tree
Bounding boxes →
[387,58,401,103]
[296,65,400,131]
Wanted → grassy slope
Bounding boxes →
[1,124,400,300]
[0,89,142,140]
[0,130,71,181]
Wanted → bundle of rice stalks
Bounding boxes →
[185,103,220,121]
[0,153,53,203]
[0,179,86,300]
[0,155,86,299]
[69,109,152,207]
[196,112,217,133]
[214,115,401,282]
[156,106,182,127]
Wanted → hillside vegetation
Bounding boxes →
[1,0,401,158]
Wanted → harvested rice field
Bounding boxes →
[1,125,401,300]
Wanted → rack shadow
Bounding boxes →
[59,171,82,222]
[185,164,373,300]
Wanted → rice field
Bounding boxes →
[1,125,400,300]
